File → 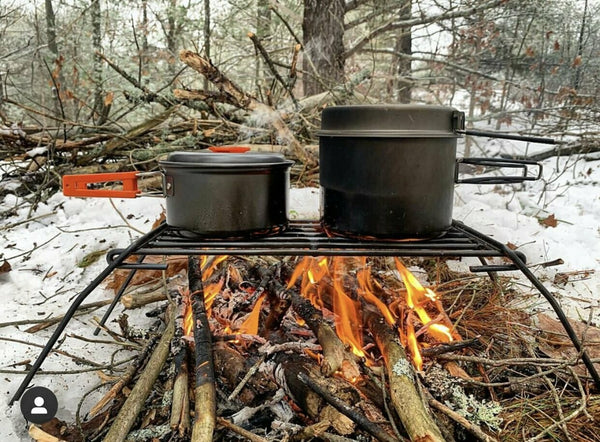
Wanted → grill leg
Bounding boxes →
[507,251,600,388]
[9,223,168,406]
[455,220,600,388]
[93,255,145,335]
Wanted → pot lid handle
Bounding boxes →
[209,146,251,153]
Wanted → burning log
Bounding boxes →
[103,304,175,442]
[367,313,445,442]
[188,255,217,442]
[289,289,361,379]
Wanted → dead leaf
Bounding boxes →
[572,55,583,67]
[0,260,11,274]
[554,40,560,51]
[538,214,558,228]
[151,210,166,229]
[506,242,518,251]
[105,255,187,292]
[535,313,600,377]
[553,272,569,286]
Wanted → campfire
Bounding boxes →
[26,248,600,442]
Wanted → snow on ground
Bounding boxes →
[0,144,599,440]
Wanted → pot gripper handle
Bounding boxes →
[62,171,141,198]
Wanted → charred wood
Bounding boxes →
[294,370,399,442]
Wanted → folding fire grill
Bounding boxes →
[10,218,600,405]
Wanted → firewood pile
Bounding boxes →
[1,50,340,204]
[28,255,600,442]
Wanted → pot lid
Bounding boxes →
[318,104,465,138]
[159,151,294,169]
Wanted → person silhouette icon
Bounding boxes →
[20,386,58,424]
[30,396,48,415]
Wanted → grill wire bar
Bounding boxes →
[10,220,600,406]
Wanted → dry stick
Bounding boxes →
[228,354,266,402]
[102,305,175,442]
[216,417,269,442]
[366,314,445,442]
[170,358,190,435]
[289,290,361,378]
[177,50,313,167]
[247,32,298,107]
[170,291,191,436]
[188,255,217,442]
[527,367,589,442]
[88,330,162,417]
[0,299,113,333]
[429,398,497,442]
[421,336,482,357]
[0,336,103,368]
[121,288,167,309]
[296,371,398,442]
[28,424,65,442]
[272,421,360,442]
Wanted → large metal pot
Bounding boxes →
[63,150,294,237]
[318,105,543,239]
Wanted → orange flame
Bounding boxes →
[331,258,365,358]
[183,255,228,337]
[236,292,265,335]
[356,265,396,326]
[394,258,455,369]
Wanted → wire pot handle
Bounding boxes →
[451,111,555,145]
[455,157,543,184]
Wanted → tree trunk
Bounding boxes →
[45,0,58,56]
[91,0,103,122]
[203,0,210,90]
[255,0,271,94]
[573,0,588,91]
[394,0,412,103]
[302,0,345,96]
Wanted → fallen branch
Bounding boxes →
[177,50,314,167]
[500,141,600,161]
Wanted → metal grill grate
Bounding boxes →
[106,220,526,263]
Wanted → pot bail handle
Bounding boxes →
[455,157,543,184]
[63,171,163,198]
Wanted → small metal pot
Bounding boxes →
[62,150,294,237]
[318,105,543,239]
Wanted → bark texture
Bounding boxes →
[302,0,345,95]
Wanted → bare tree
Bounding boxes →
[302,0,345,95]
